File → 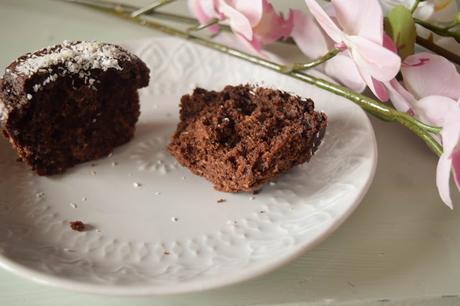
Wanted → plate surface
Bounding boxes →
[0,37,377,296]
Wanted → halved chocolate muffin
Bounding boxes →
[0,41,150,175]
[168,85,327,192]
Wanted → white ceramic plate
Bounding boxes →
[0,37,376,296]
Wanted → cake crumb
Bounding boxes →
[249,196,255,201]
[36,192,45,199]
[111,161,118,166]
[133,182,142,188]
[164,251,170,255]
[70,221,85,232]
[171,217,179,222]
[217,199,226,203]
[81,197,87,201]
[154,191,161,196]
[69,202,77,209]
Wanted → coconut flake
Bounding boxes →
[15,41,131,94]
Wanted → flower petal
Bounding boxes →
[227,0,264,26]
[371,78,390,102]
[453,147,460,191]
[419,0,458,23]
[402,52,460,100]
[437,154,454,209]
[368,78,390,102]
[437,121,460,208]
[304,0,344,42]
[189,0,221,31]
[290,9,330,59]
[414,1,436,20]
[332,0,383,44]
[219,0,254,40]
[353,64,389,101]
[385,79,416,112]
[252,1,294,47]
[349,35,401,82]
[414,95,457,126]
[383,33,398,53]
[433,0,458,23]
[324,53,367,92]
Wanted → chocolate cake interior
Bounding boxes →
[168,85,327,192]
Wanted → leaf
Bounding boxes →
[384,5,417,59]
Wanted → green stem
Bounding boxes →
[187,18,220,33]
[131,0,176,18]
[414,18,460,43]
[282,48,340,73]
[445,20,459,30]
[67,0,444,157]
[410,0,421,14]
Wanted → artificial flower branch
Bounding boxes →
[410,0,421,13]
[67,0,444,157]
[131,0,175,18]
[67,0,460,65]
[414,18,460,42]
[281,48,340,73]
[187,18,220,33]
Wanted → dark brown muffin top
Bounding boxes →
[0,41,149,125]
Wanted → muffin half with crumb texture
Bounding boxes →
[0,41,150,175]
[168,85,327,192]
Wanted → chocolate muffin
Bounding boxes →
[0,41,150,175]
[168,85,327,192]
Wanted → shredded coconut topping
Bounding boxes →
[15,41,127,78]
[11,41,131,95]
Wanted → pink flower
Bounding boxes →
[388,52,460,208]
[188,0,293,52]
[303,0,401,101]
[291,10,366,93]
